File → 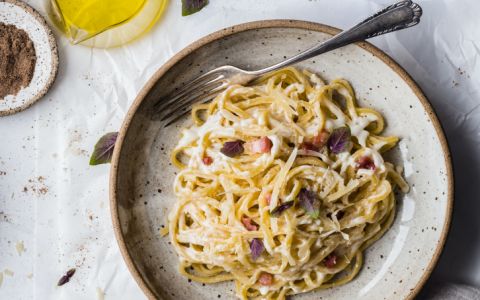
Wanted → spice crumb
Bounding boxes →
[159,227,169,237]
[96,287,105,300]
[15,241,25,256]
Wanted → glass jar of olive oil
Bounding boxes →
[49,0,168,48]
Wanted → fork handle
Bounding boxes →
[254,0,422,75]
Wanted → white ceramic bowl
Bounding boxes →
[110,20,453,300]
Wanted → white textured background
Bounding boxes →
[0,0,479,299]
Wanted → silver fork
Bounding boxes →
[157,0,422,126]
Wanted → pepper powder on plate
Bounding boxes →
[0,22,37,99]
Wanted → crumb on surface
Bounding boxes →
[96,287,105,300]
[15,241,25,256]
[160,227,169,237]
[23,176,49,196]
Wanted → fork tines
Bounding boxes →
[154,70,227,126]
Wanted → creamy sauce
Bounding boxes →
[309,73,325,89]
[259,286,270,295]
[349,114,378,146]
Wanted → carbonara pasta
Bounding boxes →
[167,67,408,299]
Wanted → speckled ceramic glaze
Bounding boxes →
[110,21,453,300]
[0,0,58,116]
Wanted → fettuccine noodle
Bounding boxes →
[167,67,408,299]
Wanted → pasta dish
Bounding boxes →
[167,67,408,299]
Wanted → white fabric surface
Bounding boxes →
[1,0,480,299]
[425,284,480,300]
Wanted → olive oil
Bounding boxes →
[50,0,167,48]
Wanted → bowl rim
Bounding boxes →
[110,19,454,300]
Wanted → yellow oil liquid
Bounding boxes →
[51,0,168,48]
[56,0,145,35]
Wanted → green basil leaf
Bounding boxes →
[182,0,209,16]
[298,188,320,219]
[89,132,118,166]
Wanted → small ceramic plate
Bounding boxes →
[110,21,453,300]
[0,0,58,116]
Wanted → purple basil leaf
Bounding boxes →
[89,132,118,165]
[327,127,351,154]
[57,275,70,286]
[298,188,320,218]
[250,238,264,261]
[220,140,244,157]
[66,268,76,277]
[182,0,209,16]
[270,201,295,217]
[57,268,76,286]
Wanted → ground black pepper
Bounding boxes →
[0,22,36,98]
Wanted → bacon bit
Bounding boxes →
[258,272,273,286]
[264,193,272,206]
[301,130,330,152]
[356,156,376,170]
[324,254,337,268]
[241,216,258,231]
[300,141,318,152]
[202,156,213,165]
[245,137,273,154]
[312,130,330,148]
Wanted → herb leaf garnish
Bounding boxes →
[182,0,209,16]
[270,200,295,217]
[250,238,264,260]
[298,188,320,218]
[57,268,76,286]
[220,140,244,157]
[89,132,118,165]
[327,127,351,154]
